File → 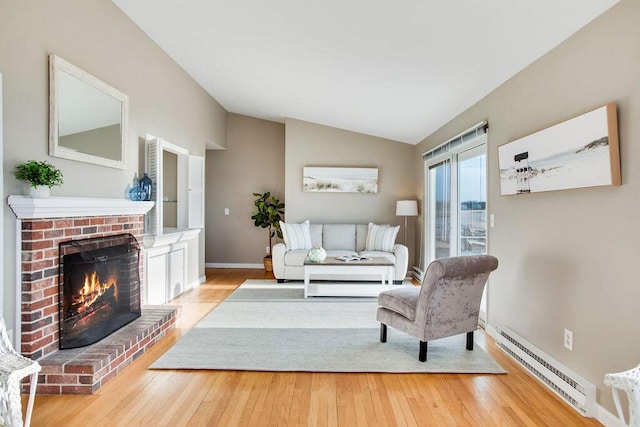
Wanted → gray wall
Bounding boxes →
[415,0,639,413]
[285,119,418,266]
[206,114,285,265]
[0,0,227,335]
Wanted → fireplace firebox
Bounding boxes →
[59,234,141,349]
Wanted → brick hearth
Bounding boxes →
[36,306,178,394]
[8,196,176,395]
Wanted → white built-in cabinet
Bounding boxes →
[143,134,204,305]
[145,242,187,305]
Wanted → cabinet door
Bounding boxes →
[188,155,205,229]
[146,252,167,305]
[167,247,186,300]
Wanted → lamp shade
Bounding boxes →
[396,200,418,216]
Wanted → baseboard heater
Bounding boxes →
[493,326,596,417]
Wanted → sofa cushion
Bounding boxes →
[309,224,323,247]
[365,223,400,252]
[359,251,395,263]
[378,286,419,321]
[280,220,312,250]
[323,224,356,251]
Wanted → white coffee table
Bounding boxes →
[303,256,395,298]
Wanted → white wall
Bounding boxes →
[0,72,4,323]
[0,0,226,337]
[206,114,285,265]
[415,0,639,414]
[285,119,419,266]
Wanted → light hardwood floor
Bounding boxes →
[26,268,601,426]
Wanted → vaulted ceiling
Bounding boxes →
[113,0,620,146]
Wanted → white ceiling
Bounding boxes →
[112,0,619,146]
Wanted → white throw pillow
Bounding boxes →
[365,222,399,252]
[280,220,312,250]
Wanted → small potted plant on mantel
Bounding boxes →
[251,191,285,272]
[15,160,64,198]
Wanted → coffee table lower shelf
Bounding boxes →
[303,257,395,298]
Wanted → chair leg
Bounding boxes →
[380,324,387,343]
[466,331,474,351]
[25,371,38,427]
[419,341,427,362]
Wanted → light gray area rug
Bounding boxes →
[150,280,506,374]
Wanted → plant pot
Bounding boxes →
[263,256,273,272]
[28,185,50,198]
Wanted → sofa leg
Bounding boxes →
[277,279,285,283]
[466,331,474,351]
[419,341,428,362]
[393,280,403,285]
[380,324,387,343]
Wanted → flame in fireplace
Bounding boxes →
[72,270,118,314]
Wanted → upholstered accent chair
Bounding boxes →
[377,255,498,362]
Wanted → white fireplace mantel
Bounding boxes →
[7,195,154,219]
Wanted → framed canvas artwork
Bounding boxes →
[303,167,378,193]
[498,103,620,195]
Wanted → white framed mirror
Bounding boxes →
[49,55,128,169]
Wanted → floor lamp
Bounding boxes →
[396,200,418,245]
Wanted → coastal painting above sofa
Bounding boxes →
[273,222,408,283]
[303,167,378,193]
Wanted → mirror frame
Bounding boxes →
[49,55,129,169]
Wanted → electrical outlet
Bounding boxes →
[224,208,229,216]
[266,246,270,255]
[564,329,573,351]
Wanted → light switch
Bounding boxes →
[224,208,229,216]
[490,214,495,228]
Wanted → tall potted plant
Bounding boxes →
[14,160,64,198]
[251,192,285,271]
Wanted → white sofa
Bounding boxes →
[272,223,409,283]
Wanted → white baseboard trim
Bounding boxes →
[596,404,625,427]
[188,278,202,290]
[485,323,498,340]
[205,263,264,269]
[199,275,206,285]
[485,323,624,427]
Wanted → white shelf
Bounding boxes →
[7,195,154,219]
[142,228,200,248]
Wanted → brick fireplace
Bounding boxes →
[8,196,179,394]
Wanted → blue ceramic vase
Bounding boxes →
[139,173,153,201]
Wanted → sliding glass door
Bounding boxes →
[424,132,487,319]
[458,145,487,256]
[424,136,487,263]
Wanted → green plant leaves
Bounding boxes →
[252,191,285,250]
[15,160,64,188]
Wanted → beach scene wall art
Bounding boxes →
[303,167,378,193]
[498,103,620,195]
